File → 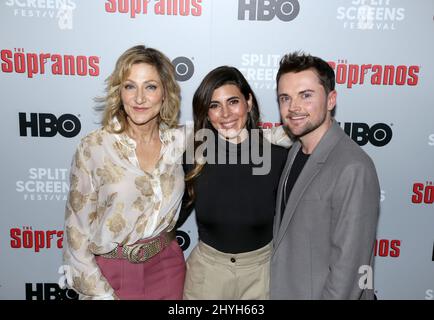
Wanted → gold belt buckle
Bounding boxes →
[125,239,162,264]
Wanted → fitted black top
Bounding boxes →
[177,132,288,254]
[280,148,310,219]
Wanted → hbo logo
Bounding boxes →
[176,230,191,251]
[19,113,81,138]
[340,122,393,147]
[238,0,300,21]
[26,283,78,300]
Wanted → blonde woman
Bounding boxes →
[63,45,186,300]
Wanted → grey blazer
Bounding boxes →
[270,120,380,299]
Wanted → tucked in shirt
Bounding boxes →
[63,122,185,300]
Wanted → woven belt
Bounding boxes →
[99,230,176,264]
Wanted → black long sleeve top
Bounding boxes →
[178,132,288,254]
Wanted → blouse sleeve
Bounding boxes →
[262,125,293,148]
[62,142,116,300]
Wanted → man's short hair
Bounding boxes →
[276,51,336,94]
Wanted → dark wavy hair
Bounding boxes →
[185,66,262,206]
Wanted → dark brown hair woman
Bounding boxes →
[177,66,291,300]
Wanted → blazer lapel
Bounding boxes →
[273,153,323,252]
[273,120,345,253]
[274,142,300,237]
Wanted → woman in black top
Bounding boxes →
[177,66,290,299]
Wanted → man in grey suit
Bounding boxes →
[270,52,380,299]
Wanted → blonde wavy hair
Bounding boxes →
[96,45,181,132]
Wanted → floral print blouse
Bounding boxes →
[63,121,186,300]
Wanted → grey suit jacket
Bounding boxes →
[270,120,380,299]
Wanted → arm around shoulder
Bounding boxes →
[262,125,293,148]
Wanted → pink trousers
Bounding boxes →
[95,239,186,300]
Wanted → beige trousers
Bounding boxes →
[183,241,271,300]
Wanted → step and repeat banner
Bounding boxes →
[1,0,433,300]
